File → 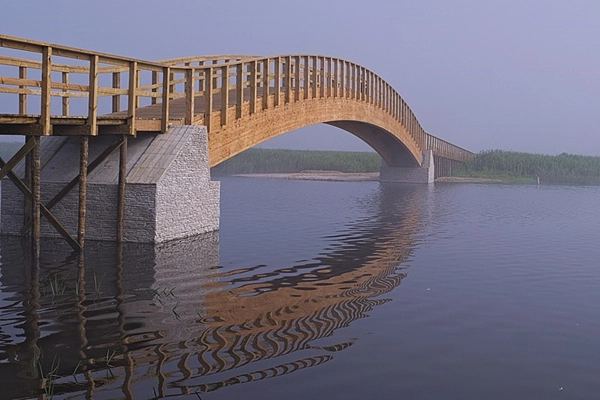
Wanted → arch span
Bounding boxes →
[207,96,421,168]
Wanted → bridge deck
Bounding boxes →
[0,87,268,135]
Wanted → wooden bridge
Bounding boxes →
[0,34,472,249]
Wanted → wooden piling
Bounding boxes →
[117,135,127,242]
[78,136,89,248]
[31,136,41,259]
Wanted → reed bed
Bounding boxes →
[455,150,600,184]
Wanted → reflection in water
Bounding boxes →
[0,183,430,399]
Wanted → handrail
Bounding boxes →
[0,34,472,163]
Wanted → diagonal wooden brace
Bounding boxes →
[0,139,35,180]
[19,137,125,236]
[0,157,81,251]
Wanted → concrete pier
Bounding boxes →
[379,149,435,184]
[1,125,220,243]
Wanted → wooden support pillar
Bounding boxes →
[78,136,89,248]
[117,135,127,243]
[31,136,41,258]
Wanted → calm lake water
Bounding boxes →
[1,177,600,399]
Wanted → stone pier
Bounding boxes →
[1,125,220,243]
[379,149,435,184]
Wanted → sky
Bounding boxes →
[1,0,600,155]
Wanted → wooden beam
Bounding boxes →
[249,61,257,114]
[262,58,269,110]
[205,67,213,130]
[236,62,244,119]
[20,137,124,235]
[19,66,27,114]
[117,135,127,243]
[30,136,41,255]
[186,68,195,125]
[40,46,52,135]
[87,55,99,135]
[78,136,88,248]
[0,138,35,180]
[274,57,281,107]
[0,156,81,250]
[62,72,70,116]
[112,72,121,112]
[161,66,170,132]
[284,56,291,103]
[220,65,229,126]
[127,61,137,135]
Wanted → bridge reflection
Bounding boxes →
[0,183,432,398]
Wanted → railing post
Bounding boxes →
[135,68,141,109]
[127,61,137,135]
[312,56,318,99]
[205,67,214,129]
[284,56,291,104]
[249,61,257,114]
[220,65,229,126]
[236,62,244,119]
[87,55,98,135]
[274,57,281,107]
[186,68,195,125]
[293,56,300,102]
[161,66,170,132]
[41,46,52,135]
[262,58,270,110]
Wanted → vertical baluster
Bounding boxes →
[236,62,244,119]
[112,72,121,113]
[19,66,27,114]
[151,71,158,105]
[59,71,69,116]
[250,61,257,114]
[274,57,281,107]
[221,65,229,126]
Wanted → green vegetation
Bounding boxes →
[211,148,381,174]
[455,150,600,184]
[0,141,23,161]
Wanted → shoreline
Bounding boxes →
[231,171,502,183]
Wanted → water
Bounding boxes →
[1,178,600,399]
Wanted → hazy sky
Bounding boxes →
[2,0,600,155]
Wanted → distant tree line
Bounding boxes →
[455,150,600,184]
[211,148,381,174]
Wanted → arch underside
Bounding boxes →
[208,97,422,168]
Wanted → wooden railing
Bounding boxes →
[0,34,472,162]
